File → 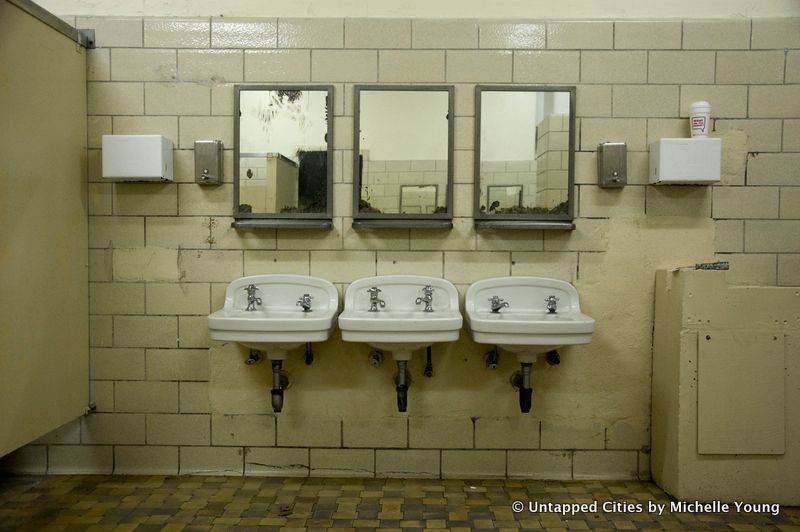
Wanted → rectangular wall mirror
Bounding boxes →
[474,86,576,230]
[353,86,454,228]
[233,85,333,229]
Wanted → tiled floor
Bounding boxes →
[0,475,798,531]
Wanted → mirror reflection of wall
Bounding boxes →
[478,89,572,216]
[487,185,522,211]
[356,88,451,217]
[399,185,438,214]
[236,87,331,218]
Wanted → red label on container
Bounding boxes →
[692,117,706,130]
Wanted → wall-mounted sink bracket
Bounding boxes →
[246,349,262,365]
[369,350,384,368]
[485,346,500,369]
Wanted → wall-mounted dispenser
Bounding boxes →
[596,142,627,187]
[102,135,173,181]
[649,138,721,184]
[195,140,223,185]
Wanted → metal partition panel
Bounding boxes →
[1,0,89,457]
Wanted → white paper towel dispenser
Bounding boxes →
[649,138,721,185]
[102,135,174,181]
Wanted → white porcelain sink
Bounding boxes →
[338,275,463,360]
[208,274,339,359]
[465,276,595,362]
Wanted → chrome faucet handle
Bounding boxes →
[296,293,313,312]
[367,286,385,312]
[488,295,509,313]
[544,295,559,313]
[415,285,435,312]
[244,284,262,311]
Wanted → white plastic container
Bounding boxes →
[689,101,711,138]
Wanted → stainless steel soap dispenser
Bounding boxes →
[195,140,223,185]
[597,142,627,188]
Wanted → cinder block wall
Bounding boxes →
[3,16,799,478]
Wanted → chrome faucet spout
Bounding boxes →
[415,285,435,312]
[488,295,509,313]
[244,284,262,311]
[367,286,386,312]
[296,293,313,312]
[545,295,559,314]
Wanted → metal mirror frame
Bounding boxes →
[352,85,455,229]
[232,84,334,229]
[474,85,576,230]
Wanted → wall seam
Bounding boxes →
[569,449,574,480]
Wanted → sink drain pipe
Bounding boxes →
[518,362,533,413]
[271,360,285,413]
[424,346,433,377]
[396,360,409,412]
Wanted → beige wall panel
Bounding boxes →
[0,1,88,457]
[652,270,800,505]
[697,331,785,454]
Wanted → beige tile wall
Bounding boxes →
[3,16,799,479]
